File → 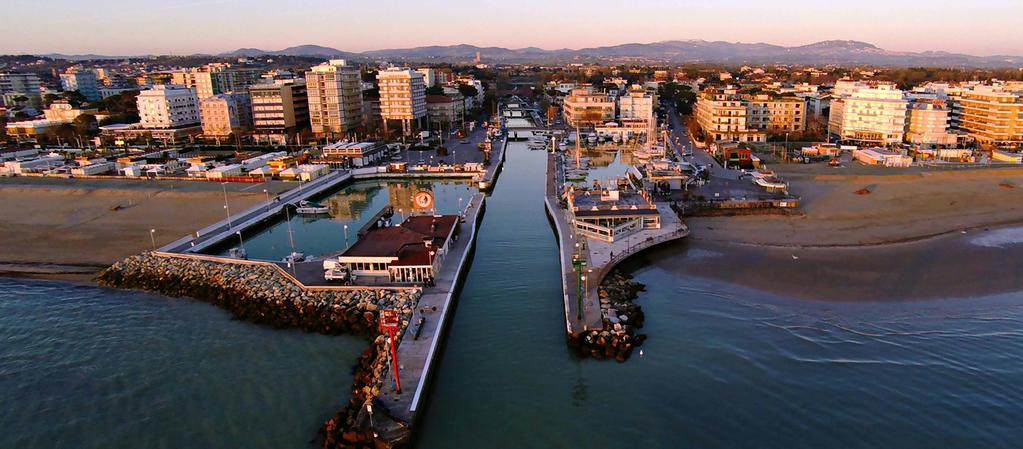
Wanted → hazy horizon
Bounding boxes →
[3,0,1022,57]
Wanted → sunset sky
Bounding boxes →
[3,0,1021,56]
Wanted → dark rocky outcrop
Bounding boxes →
[568,270,647,363]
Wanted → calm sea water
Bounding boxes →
[3,143,1022,448]
[212,179,477,261]
[0,278,367,449]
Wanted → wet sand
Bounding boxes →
[629,230,1023,302]
[0,177,293,281]
[693,165,1023,247]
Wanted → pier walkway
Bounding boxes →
[377,192,487,425]
[159,170,353,254]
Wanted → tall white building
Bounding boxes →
[618,84,654,128]
[828,81,908,144]
[59,67,101,101]
[0,72,43,109]
[416,68,436,87]
[377,67,426,135]
[137,85,201,129]
[306,59,364,136]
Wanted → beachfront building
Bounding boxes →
[135,84,202,142]
[425,94,465,129]
[377,67,427,136]
[828,81,908,145]
[744,94,807,135]
[200,92,252,138]
[954,85,1023,146]
[694,87,766,143]
[852,147,913,167]
[562,86,615,128]
[249,80,309,145]
[0,72,43,109]
[306,60,364,137]
[905,100,956,146]
[565,185,661,243]
[59,67,101,101]
[334,214,459,284]
[4,119,71,139]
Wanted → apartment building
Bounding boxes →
[249,80,309,144]
[377,67,426,134]
[59,67,101,101]
[426,94,465,128]
[306,60,364,136]
[137,84,201,129]
[905,100,956,146]
[828,81,908,144]
[416,68,436,87]
[618,84,655,127]
[955,84,1023,145]
[172,64,262,100]
[562,86,615,127]
[0,72,43,109]
[200,93,252,137]
[694,88,766,143]
[745,94,806,134]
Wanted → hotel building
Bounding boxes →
[905,100,956,146]
[377,67,427,135]
[828,81,908,144]
[249,80,309,145]
[200,92,252,137]
[563,86,615,128]
[0,72,43,109]
[744,94,806,134]
[306,60,364,136]
[59,67,101,101]
[694,88,766,143]
[955,85,1023,146]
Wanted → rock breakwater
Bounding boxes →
[568,270,647,362]
[97,252,417,448]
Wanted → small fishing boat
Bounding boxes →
[282,251,306,264]
[296,200,329,215]
[228,247,247,259]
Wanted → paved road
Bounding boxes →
[400,113,492,166]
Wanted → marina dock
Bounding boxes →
[376,192,487,427]
[159,170,354,254]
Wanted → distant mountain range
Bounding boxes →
[37,40,1023,67]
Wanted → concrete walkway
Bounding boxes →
[160,170,353,253]
[377,192,486,424]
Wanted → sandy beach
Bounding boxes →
[0,177,294,281]
[693,165,1023,247]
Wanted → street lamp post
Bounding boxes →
[263,188,270,212]
[221,182,233,228]
[236,231,244,250]
[344,224,349,248]
[149,229,156,251]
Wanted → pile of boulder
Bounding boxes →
[98,253,418,335]
[568,270,647,362]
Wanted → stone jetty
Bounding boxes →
[567,270,648,362]
[97,252,418,448]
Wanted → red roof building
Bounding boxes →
[336,214,459,284]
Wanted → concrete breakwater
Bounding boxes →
[96,253,417,448]
[567,270,648,362]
